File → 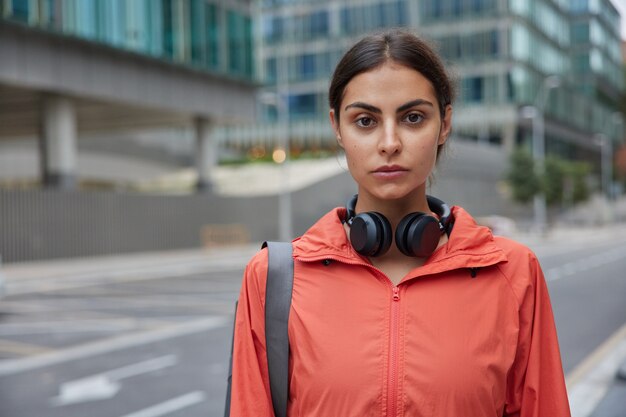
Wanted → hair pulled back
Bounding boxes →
[329,29,455,123]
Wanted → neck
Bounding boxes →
[355,190,431,229]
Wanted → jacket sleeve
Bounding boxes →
[504,252,571,417]
[229,249,275,417]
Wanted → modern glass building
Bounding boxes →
[255,0,624,165]
[1,0,255,81]
[1,0,258,191]
[570,0,623,114]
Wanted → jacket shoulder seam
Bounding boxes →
[495,263,522,311]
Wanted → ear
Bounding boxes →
[438,105,453,145]
[329,109,343,148]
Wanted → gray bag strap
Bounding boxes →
[263,241,294,417]
[224,301,237,417]
[224,241,294,417]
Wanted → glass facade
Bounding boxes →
[438,30,500,63]
[257,0,624,155]
[568,0,624,137]
[261,9,330,44]
[420,0,499,19]
[510,23,570,75]
[509,0,570,47]
[259,0,409,119]
[1,0,255,81]
[339,1,407,35]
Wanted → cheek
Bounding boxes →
[345,149,359,169]
[343,141,362,158]
[342,143,369,176]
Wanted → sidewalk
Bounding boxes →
[509,223,626,416]
[1,244,260,296]
[1,236,625,416]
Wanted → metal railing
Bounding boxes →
[0,190,275,263]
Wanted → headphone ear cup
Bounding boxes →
[395,213,441,257]
[349,212,392,257]
[395,213,420,257]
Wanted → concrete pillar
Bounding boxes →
[502,122,517,154]
[195,117,216,192]
[41,94,77,189]
[328,2,341,37]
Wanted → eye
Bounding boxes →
[403,112,424,124]
[355,116,376,128]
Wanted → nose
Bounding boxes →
[378,122,402,155]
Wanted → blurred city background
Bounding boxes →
[1,0,626,416]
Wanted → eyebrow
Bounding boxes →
[344,99,434,114]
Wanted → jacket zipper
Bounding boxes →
[387,285,401,417]
[298,256,403,416]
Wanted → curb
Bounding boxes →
[2,244,260,296]
[567,324,626,417]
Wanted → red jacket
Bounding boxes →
[230,206,571,417]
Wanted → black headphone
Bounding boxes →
[345,194,453,258]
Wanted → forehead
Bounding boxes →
[341,62,437,109]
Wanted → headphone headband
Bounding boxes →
[344,194,454,258]
[345,194,452,233]
[425,195,452,235]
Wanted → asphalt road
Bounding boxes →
[0,265,245,417]
[0,231,625,417]
[530,234,626,374]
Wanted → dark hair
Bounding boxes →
[329,29,455,123]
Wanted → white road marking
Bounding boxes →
[50,375,120,406]
[119,391,206,417]
[50,355,178,406]
[0,316,228,376]
[0,319,143,336]
[104,355,178,380]
[5,258,247,296]
[525,236,626,259]
[567,323,626,417]
[545,246,626,282]
[0,338,54,355]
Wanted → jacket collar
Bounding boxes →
[292,206,507,277]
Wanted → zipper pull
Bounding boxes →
[392,286,400,301]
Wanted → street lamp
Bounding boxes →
[593,132,614,224]
[521,75,561,234]
[613,112,624,145]
[595,133,611,200]
[258,57,293,242]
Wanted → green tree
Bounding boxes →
[566,161,590,204]
[506,148,540,204]
[543,157,565,206]
[506,150,591,207]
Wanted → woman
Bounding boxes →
[229,30,571,417]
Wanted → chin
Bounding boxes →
[368,186,424,202]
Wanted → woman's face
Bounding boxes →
[330,62,452,205]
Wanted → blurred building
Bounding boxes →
[251,0,624,165]
[0,0,256,190]
[0,0,263,262]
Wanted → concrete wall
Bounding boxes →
[0,140,525,263]
[0,21,256,121]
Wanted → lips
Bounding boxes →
[374,165,408,173]
[372,165,409,179]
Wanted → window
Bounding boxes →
[490,30,499,56]
[289,93,317,117]
[206,3,219,68]
[266,16,283,43]
[463,77,483,102]
[265,58,277,83]
[309,10,328,37]
[227,11,249,75]
[10,0,29,22]
[571,22,590,43]
[299,54,316,79]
